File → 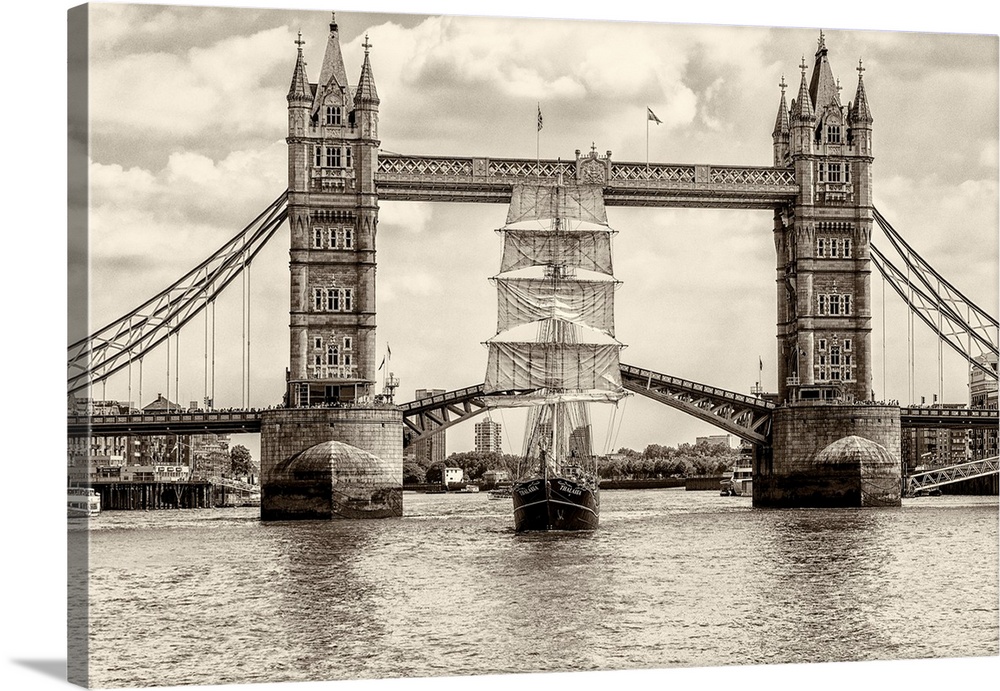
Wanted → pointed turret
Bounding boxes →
[772,76,790,137]
[849,59,873,125]
[354,33,379,141]
[355,34,380,107]
[311,12,353,120]
[809,31,841,111]
[287,31,311,104]
[286,31,312,142]
[792,57,814,122]
[772,76,791,166]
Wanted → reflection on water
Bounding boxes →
[82,490,998,687]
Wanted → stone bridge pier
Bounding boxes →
[755,404,902,507]
[260,407,403,521]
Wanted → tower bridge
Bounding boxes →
[69,14,999,518]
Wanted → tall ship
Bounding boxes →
[483,181,626,531]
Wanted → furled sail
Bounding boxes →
[484,342,624,400]
[495,277,616,337]
[506,184,608,226]
[499,230,614,275]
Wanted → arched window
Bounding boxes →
[326,346,339,366]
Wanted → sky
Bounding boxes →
[2,3,998,691]
[72,1,998,459]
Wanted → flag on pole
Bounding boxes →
[647,107,662,125]
[379,343,391,371]
[537,104,543,131]
[759,356,763,372]
[379,356,386,371]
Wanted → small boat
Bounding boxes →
[68,487,101,517]
[459,485,480,493]
[487,485,513,500]
[721,461,753,497]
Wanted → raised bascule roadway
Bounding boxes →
[68,16,998,513]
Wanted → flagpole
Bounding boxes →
[536,102,540,178]
[646,113,650,170]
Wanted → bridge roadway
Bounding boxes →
[376,153,799,209]
[67,365,999,443]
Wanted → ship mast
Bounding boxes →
[483,179,625,478]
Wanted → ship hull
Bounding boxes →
[511,477,599,532]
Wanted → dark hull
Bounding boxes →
[511,477,599,531]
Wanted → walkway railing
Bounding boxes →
[376,153,798,208]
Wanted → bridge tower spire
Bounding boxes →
[774,33,875,405]
[284,14,380,407]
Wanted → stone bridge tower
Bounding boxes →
[760,34,900,508]
[261,15,401,522]
[772,32,875,406]
[285,14,379,407]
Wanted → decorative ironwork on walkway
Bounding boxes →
[376,153,798,209]
[904,456,999,496]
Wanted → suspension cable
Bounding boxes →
[881,272,886,399]
[211,301,216,409]
[67,191,288,397]
[166,324,171,406]
[247,257,252,409]
[204,301,209,409]
[907,259,914,404]
[175,328,180,409]
[242,250,247,409]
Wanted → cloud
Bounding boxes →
[378,201,434,234]
[88,25,293,140]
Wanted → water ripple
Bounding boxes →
[84,489,998,687]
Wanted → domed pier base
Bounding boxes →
[755,404,902,508]
[259,407,403,521]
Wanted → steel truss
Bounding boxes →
[904,456,999,496]
[871,208,998,380]
[67,192,289,397]
[399,385,489,448]
[397,365,777,449]
[619,364,775,445]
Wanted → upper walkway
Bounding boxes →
[376,153,799,209]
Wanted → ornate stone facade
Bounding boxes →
[773,35,875,405]
[285,16,380,407]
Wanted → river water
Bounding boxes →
[77,489,998,688]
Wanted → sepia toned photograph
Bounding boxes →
[3,1,999,690]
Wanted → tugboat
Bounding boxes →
[482,179,626,531]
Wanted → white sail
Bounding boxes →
[495,277,616,337]
[484,342,624,396]
[499,230,614,275]
[506,184,607,226]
